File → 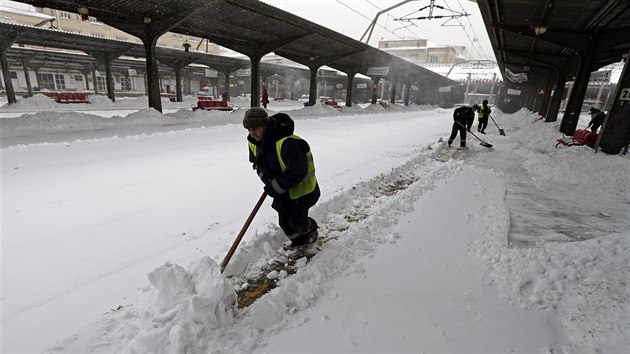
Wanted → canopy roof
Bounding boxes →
[4,0,456,86]
[477,0,630,85]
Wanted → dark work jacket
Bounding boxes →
[453,106,475,130]
[247,113,320,212]
[588,111,605,128]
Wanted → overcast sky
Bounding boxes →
[3,0,495,61]
[262,0,495,61]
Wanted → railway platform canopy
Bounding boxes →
[2,0,457,111]
[477,0,630,154]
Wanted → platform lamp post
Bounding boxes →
[77,5,89,21]
[533,25,548,37]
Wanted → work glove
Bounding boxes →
[264,183,282,198]
[257,171,271,185]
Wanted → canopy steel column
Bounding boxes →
[175,66,182,101]
[599,51,630,154]
[223,68,232,101]
[91,64,99,95]
[345,72,356,107]
[249,54,262,107]
[30,64,42,92]
[0,56,16,104]
[390,80,397,103]
[560,48,597,135]
[0,30,19,104]
[161,60,193,102]
[404,82,412,106]
[93,5,203,112]
[90,51,126,102]
[371,77,380,104]
[545,69,569,122]
[307,64,320,106]
[538,71,556,118]
[142,33,161,111]
[104,56,115,102]
[21,56,35,97]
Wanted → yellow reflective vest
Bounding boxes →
[248,134,317,200]
[478,105,488,119]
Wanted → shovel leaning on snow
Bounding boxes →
[220,192,267,273]
[489,114,506,136]
[455,122,493,149]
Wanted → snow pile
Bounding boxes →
[86,95,120,107]
[127,257,236,352]
[91,140,458,353]
[468,108,630,351]
[0,108,237,131]
[287,102,344,117]
[3,98,629,353]
[3,93,61,109]
[0,108,242,147]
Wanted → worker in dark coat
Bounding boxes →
[448,105,478,148]
[243,108,320,249]
[587,107,606,133]
[477,99,491,133]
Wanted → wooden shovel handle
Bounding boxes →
[220,192,267,272]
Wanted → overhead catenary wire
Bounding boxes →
[345,0,491,60]
[444,0,491,59]
[454,0,491,59]
[335,0,410,43]
[363,0,426,40]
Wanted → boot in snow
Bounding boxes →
[283,218,318,250]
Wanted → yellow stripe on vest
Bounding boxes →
[276,135,317,200]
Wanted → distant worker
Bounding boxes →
[477,99,491,134]
[261,88,269,109]
[587,107,606,133]
[448,104,478,148]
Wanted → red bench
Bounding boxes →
[192,97,233,112]
[320,98,341,110]
[44,92,90,103]
[556,129,598,148]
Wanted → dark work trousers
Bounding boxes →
[478,117,488,132]
[590,122,602,133]
[277,208,310,238]
[448,122,467,147]
[271,184,320,240]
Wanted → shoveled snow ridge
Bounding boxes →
[66,139,464,353]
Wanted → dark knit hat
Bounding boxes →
[589,107,600,114]
[243,107,269,129]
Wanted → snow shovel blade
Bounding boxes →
[490,114,505,136]
[479,141,493,149]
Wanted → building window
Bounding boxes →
[74,75,83,82]
[9,71,18,79]
[430,56,439,64]
[54,74,66,90]
[37,73,56,90]
[96,76,107,92]
[118,77,132,91]
[88,16,99,23]
[59,11,73,19]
